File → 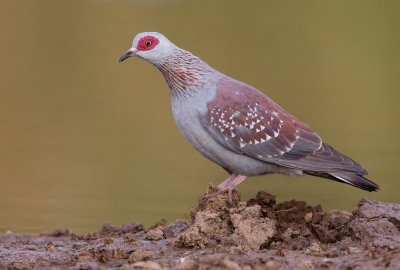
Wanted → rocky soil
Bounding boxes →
[1,189,399,269]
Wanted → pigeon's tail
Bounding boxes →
[305,171,380,191]
[276,142,379,191]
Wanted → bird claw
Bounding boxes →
[227,188,233,206]
[203,183,222,198]
[206,183,234,206]
[208,183,219,193]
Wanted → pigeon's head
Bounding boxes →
[119,32,176,65]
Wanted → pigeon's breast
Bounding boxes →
[171,84,217,156]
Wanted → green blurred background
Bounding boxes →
[0,0,399,234]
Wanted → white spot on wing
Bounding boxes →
[288,140,296,150]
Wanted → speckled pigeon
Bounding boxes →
[119,32,379,195]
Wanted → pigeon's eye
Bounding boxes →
[137,35,160,51]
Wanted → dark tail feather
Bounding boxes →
[305,171,380,191]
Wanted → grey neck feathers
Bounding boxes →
[155,49,213,99]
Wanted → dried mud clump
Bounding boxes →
[1,190,400,269]
[174,190,356,251]
[348,197,400,247]
[173,189,276,250]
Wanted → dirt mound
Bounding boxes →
[1,190,399,269]
[174,190,351,251]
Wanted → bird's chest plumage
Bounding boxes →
[170,86,217,158]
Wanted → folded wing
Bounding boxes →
[201,76,379,191]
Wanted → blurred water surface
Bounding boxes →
[0,0,399,234]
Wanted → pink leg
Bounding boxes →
[214,174,247,204]
[217,174,247,191]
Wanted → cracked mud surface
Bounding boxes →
[1,190,399,269]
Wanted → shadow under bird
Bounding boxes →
[119,32,379,197]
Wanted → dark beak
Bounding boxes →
[119,48,137,63]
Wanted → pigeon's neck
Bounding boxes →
[155,49,214,99]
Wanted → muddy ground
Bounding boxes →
[1,189,400,270]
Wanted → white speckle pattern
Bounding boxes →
[205,78,322,160]
[208,102,291,153]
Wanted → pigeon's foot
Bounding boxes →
[207,183,219,193]
[204,183,223,200]
[205,174,247,205]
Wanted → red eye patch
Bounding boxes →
[137,35,160,51]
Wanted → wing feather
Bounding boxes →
[203,77,322,162]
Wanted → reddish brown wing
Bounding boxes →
[203,77,322,162]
